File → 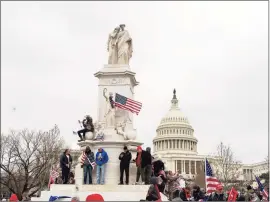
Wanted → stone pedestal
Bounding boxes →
[94,64,139,140]
[75,140,142,185]
[31,185,169,201]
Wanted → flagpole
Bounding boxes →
[204,157,207,192]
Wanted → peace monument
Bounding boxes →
[32,25,169,201]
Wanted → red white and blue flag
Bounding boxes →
[80,152,96,169]
[205,158,222,194]
[114,93,142,115]
[255,175,269,201]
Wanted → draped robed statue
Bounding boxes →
[107,24,133,65]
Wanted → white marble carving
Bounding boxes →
[94,122,105,141]
[103,89,116,128]
[107,24,133,65]
[107,27,120,64]
[85,132,94,140]
[115,120,127,140]
[100,78,129,86]
[126,129,137,140]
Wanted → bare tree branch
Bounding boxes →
[0,125,64,200]
[209,142,242,190]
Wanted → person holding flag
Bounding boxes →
[81,146,95,184]
[255,175,269,201]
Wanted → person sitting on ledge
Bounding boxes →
[77,115,94,142]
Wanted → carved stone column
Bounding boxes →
[189,160,191,176]
[195,160,197,174]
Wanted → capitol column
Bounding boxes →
[183,160,186,173]
[195,160,197,174]
[189,160,191,177]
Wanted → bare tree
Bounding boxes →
[0,125,65,200]
[209,142,242,190]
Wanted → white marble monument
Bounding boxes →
[33,24,168,201]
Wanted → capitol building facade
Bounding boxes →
[152,89,268,181]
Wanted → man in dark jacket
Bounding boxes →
[192,185,205,201]
[208,184,226,201]
[118,146,132,185]
[60,149,73,184]
[142,147,153,185]
[179,186,192,201]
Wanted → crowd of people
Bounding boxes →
[58,145,269,201]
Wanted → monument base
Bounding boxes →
[76,140,142,185]
[32,185,169,201]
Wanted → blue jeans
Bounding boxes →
[83,164,92,184]
[96,164,105,184]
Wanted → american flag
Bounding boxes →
[205,158,221,194]
[255,175,269,201]
[80,152,96,169]
[48,167,59,188]
[114,93,142,115]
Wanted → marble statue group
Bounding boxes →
[107,24,133,65]
[72,24,136,142]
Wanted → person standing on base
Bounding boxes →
[118,146,132,185]
[95,148,109,185]
[60,149,73,184]
[83,146,95,184]
[142,147,153,185]
[133,146,144,184]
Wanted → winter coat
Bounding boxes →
[119,151,132,168]
[84,152,95,165]
[141,150,152,168]
[179,189,191,201]
[146,177,161,201]
[95,149,109,166]
[192,190,205,201]
[207,192,226,201]
[60,153,72,169]
[167,174,179,196]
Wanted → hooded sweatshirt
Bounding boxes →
[95,149,109,166]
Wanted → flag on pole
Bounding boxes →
[80,152,96,169]
[255,175,269,201]
[114,93,142,115]
[227,187,238,201]
[205,158,222,194]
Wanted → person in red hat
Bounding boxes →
[9,194,18,202]
[208,184,226,201]
[85,194,104,202]
[133,146,144,184]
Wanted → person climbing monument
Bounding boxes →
[75,115,94,142]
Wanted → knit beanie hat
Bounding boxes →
[10,194,18,202]
[85,194,104,202]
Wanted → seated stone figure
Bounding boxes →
[93,122,105,141]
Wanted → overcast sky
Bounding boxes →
[1,1,268,164]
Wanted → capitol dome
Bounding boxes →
[153,89,198,156]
